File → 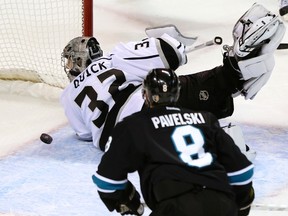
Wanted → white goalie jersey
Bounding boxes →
[60,34,187,150]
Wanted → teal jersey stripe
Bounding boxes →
[92,175,127,191]
[228,167,254,185]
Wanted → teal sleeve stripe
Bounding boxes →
[228,167,254,185]
[92,175,127,191]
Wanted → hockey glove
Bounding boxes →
[97,179,144,215]
[115,181,144,215]
[94,173,144,216]
[225,3,286,99]
[238,187,255,216]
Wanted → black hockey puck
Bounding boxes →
[40,133,53,144]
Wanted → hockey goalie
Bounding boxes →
[61,4,285,164]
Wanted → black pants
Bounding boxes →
[150,187,237,216]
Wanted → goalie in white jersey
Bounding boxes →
[61,4,285,152]
[61,34,188,150]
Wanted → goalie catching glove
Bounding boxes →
[224,3,286,99]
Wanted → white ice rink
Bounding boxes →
[0,0,288,215]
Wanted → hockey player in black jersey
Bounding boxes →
[92,68,255,216]
[61,4,285,158]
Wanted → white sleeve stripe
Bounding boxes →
[227,164,254,177]
[227,164,254,185]
[94,171,128,184]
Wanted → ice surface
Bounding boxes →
[0,124,287,215]
[0,0,288,215]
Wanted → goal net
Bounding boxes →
[0,0,93,89]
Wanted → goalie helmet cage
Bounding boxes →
[0,0,93,89]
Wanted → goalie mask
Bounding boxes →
[142,68,181,107]
[61,36,103,81]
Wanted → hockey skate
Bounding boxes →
[280,0,288,20]
[222,123,256,162]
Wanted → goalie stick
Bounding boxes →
[145,24,288,50]
[145,24,222,52]
[185,36,222,53]
[142,202,288,212]
[277,43,288,49]
[251,203,288,211]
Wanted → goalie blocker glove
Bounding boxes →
[224,3,286,99]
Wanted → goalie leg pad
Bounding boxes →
[223,123,256,161]
[223,124,246,152]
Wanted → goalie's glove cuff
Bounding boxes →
[242,72,272,99]
[222,52,245,95]
[237,53,274,99]
[238,53,274,80]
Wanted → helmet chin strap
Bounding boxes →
[69,70,81,77]
[66,70,81,82]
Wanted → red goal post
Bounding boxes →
[0,0,93,89]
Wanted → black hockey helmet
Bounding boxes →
[61,36,103,82]
[142,68,181,107]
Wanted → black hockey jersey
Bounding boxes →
[94,106,254,209]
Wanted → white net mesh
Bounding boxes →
[0,0,84,88]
